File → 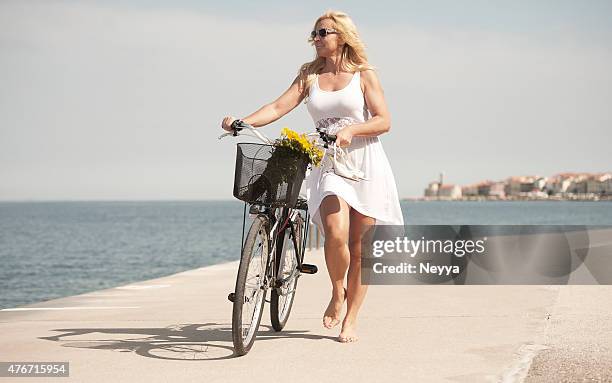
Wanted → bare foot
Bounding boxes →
[338,318,358,343]
[323,287,347,329]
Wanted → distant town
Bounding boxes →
[409,172,612,201]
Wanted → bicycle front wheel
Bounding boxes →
[232,214,270,356]
[270,214,303,331]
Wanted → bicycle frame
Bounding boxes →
[274,207,309,293]
[251,205,307,296]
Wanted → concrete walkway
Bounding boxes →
[1,249,611,382]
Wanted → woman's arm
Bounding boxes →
[222,76,305,130]
[335,69,391,146]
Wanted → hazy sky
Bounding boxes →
[1,0,611,200]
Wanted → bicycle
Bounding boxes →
[219,120,337,356]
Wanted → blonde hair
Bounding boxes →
[298,10,374,100]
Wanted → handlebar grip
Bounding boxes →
[230,119,244,131]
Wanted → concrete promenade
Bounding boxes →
[1,248,611,382]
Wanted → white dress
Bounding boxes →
[305,70,405,230]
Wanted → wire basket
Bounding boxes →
[233,143,309,207]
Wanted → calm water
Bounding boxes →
[1,200,611,309]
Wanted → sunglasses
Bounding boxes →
[310,28,338,39]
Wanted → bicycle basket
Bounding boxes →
[233,143,309,207]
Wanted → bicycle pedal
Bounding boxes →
[299,264,318,274]
[227,292,235,303]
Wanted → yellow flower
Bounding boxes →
[275,127,324,167]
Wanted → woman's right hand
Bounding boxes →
[221,116,237,132]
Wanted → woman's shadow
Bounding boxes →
[39,322,337,360]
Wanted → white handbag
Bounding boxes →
[324,142,368,181]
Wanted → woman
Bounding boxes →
[221,10,404,343]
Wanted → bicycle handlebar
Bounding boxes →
[219,119,337,147]
[219,119,366,180]
[315,127,337,147]
[218,120,273,144]
[230,119,247,135]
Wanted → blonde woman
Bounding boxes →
[221,10,404,343]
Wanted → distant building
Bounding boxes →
[505,176,541,196]
[504,176,521,196]
[424,181,439,197]
[546,173,577,194]
[464,180,505,198]
[586,173,612,194]
[605,177,612,195]
[423,171,610,200]
[424,181,462,199]
[534,177,547,191]
[438,184,462,199]
[461,184,478,197]
[568,174,589,194]
[477,181,492,196]
[488,182,506,198]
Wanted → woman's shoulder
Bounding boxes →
[358,68,378,80]
[357,68,381,92]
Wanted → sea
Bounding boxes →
[1,200,611,309]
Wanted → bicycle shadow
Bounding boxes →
[39,322,337,360]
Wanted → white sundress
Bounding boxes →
[305,70,405,231]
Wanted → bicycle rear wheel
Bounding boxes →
[270,214,304,331]
[232,215,270,356]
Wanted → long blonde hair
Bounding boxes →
[298,10,374,100]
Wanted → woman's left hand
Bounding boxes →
[335,127,354,148]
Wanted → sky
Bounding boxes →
[1,0,611,200]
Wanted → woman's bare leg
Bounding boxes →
[339,208,376,342]
[319,195,351,329]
